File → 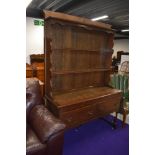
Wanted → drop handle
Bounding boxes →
[67,117,72,122]
[88,111,93,115]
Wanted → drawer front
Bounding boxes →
[26,70,33,78]
[36,69,44,82]
[96,95,121,115]
[60,105,96,127]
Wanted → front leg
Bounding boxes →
[113,112,118,129]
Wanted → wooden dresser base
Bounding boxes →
[46,87,122,129]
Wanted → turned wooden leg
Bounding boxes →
[113,112,118,129]
[122,110,127,128]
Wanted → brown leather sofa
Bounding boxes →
[26,78,66,155]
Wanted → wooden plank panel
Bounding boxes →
[45,13,114,94]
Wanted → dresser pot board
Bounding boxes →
[44,11,122,129]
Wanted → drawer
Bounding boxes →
[26,70,33,78]
[37,71,44,82]
[96,95,121,115]
[60,105,96,127]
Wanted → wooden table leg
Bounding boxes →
[113,112,118,129]
[122,110,127,128]
[100,112,118,129]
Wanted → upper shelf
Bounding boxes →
[49,48,113,53]
[50,68,111,75]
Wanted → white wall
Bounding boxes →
[26,17,44,64]
[113,39,129,58]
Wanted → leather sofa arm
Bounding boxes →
[46,131,65,155]
[28,104,66,143]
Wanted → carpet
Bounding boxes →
[63,115,129,155]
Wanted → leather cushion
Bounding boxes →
[29,105,66,143]
[26,125,46,154]
[26,78,42,119]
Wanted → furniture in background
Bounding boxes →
[34,65,44,82]
[30,54,45,82]
[26,78,66,155]
[26,54,45,82]
[30,54,44,64]
[38,79,44,97]
[30,77,44,97]
[26,63,44,83]
[26,63,34,78]
[109,62,129,127]
[44,11,122,129]
[26,55,45,97]
[117,51,128,61]
[119,61,129,74]
[112,51,129,72]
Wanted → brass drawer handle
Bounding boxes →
[67,117,73,122]
[88,111,93,115]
